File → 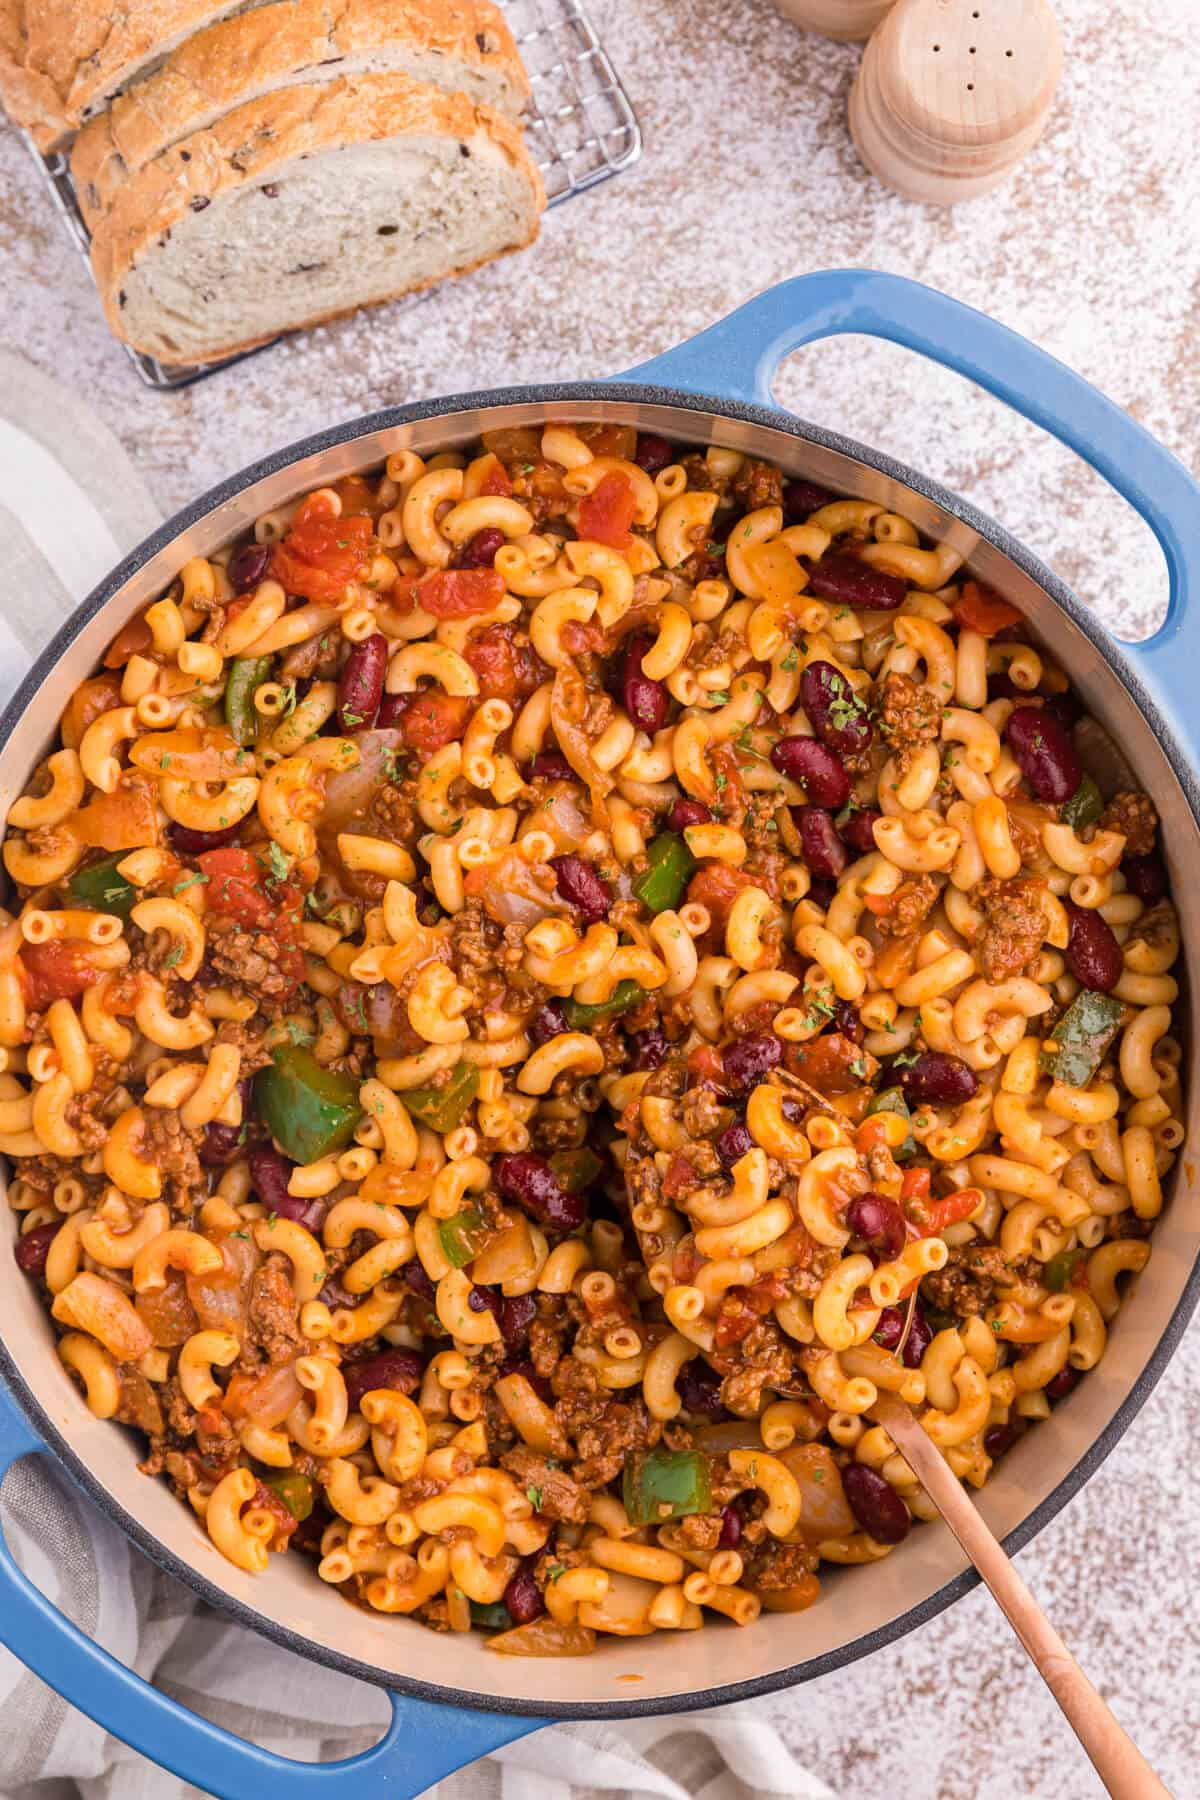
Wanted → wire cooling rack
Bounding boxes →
[20,0,640,390]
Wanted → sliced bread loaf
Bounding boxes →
[71,0,530,228]
[0,0,269,147]
[89,73,545,363]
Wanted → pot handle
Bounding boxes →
[622,269,1200,725]
[0,1380,545,1800]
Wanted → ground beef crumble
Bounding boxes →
[971,875,1046,982]
[1097,790,1158,855]
[878,671,942,764]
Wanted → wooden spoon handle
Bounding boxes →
[871,1396,1171,1799]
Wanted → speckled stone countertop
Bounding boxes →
[1,0,1198,1793]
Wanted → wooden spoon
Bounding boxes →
[869,1392,1172,1799]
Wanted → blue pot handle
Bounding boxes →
[623,269,1200,757]
[0,1380,545,1798]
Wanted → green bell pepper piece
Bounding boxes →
[402,1062,480,1134]
[1039,990,1123,1089]
[469,1601,512,1630]
[623,1448,713,1526]
[224,655,274,747]
[67,851,137,921]
[262,1471,314,1522]
[563,980,643,1029]
[1044,1247,1089,1293]
[549,1148,603,1194]
[438,1205,487,1269]
[633,832,696,914]
[867,1086,917,1162]
[254,1045,363,1165]
[1060,773,1103,834]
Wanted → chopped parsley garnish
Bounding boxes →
[163,944,184,968]
[780,647,799,672]
[828,697,861,730]
[708,691,730,706]
[266,842,292,882]
[526,1485,544,1510]
[285,1020,315,1048]
[172,872,210,895]
[277,682,298,718]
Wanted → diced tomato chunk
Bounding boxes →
[955,579,1023,637]
[387,692,470,753]
[909,1185,983,1237]
[783,1032,866,1095]
[103,613,153,669]
[271,510,375,601]
[20,940,101,1010]
[462,623,549,704]
[412,567,505,618]
[478,455,513,497]
[578,471,637,548]
[197,848,274,927]
[686,863,757,929]
[663,1154,698,1200]
[715,1296,757,1349]
[62,673,123,748]
[686,1043,729,1093]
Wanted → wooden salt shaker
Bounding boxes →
[849,0,1063,205]
[771,0,896,40]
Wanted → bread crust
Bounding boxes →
[70,0,528,225]
[90,71,545,363]
[0,0,254,147]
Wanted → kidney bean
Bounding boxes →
[403,1258,436,1300]
[718,1505,742,1549]
[901,1305,933,1369]
[166,819,240,855]
[1045,1366,1080,1402]
[807,555,907,612]
[500,1292,537,1349]
[1005,706,1082,804]
[676,1356,726,1418]
[900,1051,978,1106]
[801,661,872,757]
[796,805,849,881]
[771,735,850,809]
[495,1153,586,1234]
[1123,854,1167,904]
[375,693,406,729]
[337,633,387,731]
[319,1275,360,1312]
[1043,689,1083,732]
[629,1027,668,1070]
[469,1284,503,1323]
[504,1564,547,1625]
[842,1463,911,1544]
[530,1001,569,1046]
[634,432,675,474]
[620,634,670,732]
[248,1146,294,1211]
[343,1348,425,1412]
[551,853,612,923]
[838,807,883,856]
[987,672,1021,702]
[228,543,272,592]
[723,1033,782,1091]
[783,479,834,521]
[846,1193,907,1260]
[14,1220,59,1277]
[1064,902,1123,992]
[525,750,575,782]
[668,798,712,833]
[715,1120,754,1167]
[835,1000,864,1045]
[454,527,505,569]
[807,877,837,910]
[497,1356,554,1403]
[984,1423,1020,1458]
[874,1302,933,1367]
[199,1120,246,1168]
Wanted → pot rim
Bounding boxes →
[2,378,1197,1720]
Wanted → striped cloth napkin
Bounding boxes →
[0,351,836,1800]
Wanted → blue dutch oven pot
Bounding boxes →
[0,271,1196,1797]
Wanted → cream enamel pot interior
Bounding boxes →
[0,271,1197,1799]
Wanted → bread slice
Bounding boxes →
[71,0,530,229]
[0,0,269,148]
[90,73,545,364]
